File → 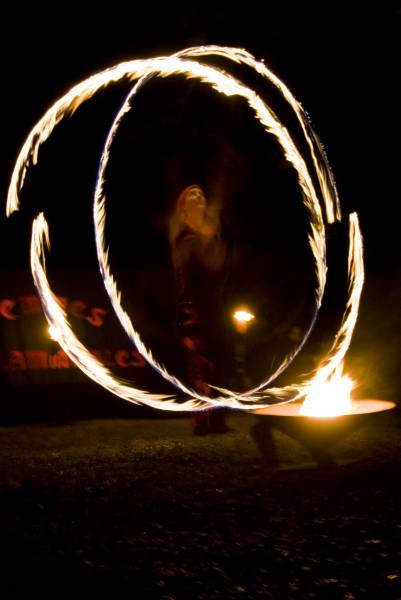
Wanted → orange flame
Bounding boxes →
[300,363,353,417]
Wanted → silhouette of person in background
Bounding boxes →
[169,184,232,434]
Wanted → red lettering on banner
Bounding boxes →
[19,295,42,315]
[7,351,27,370]
[1,295,110,326]
[1,349,145,371]
[90,349,113,367]
[68,299,88,318]
[0,299,17,320]
[48,349,72,369]
[115,349,146,368]
[24,351,48,369]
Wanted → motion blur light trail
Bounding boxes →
[31,212,276,410]
[215,213,364,405]
[31,213,212,410]
[94,52,328,401]
[7,46,363,411]
[175,46,341,224]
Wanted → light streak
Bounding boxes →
[7,46,364,413]
[306,213,364,386]
[217,213,364,405]
[174,46,341,224]
[48,324,62,341]
[31,213,218,411]
[30,213,277,410]
[93,52,327,402]
[295,212,364,415]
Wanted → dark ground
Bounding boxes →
[1,408,401,598]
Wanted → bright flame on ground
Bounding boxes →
[300,364,353,417]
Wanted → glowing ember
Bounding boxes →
[300,364,353,417]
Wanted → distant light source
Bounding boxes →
[232,308,255,333]
[233,310,254,323]
[48,325,62,341]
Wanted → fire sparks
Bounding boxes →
[7,46,364,413]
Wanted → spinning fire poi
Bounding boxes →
[6,46,366,416]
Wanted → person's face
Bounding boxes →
[182,187,207,230]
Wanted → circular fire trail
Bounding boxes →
[6,46,364,412]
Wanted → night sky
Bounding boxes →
[1,3,400,396]
[1,4,399,261]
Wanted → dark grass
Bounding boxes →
[1,410,401,597]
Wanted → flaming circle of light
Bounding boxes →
[6,46,364,412]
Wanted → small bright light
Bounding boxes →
[48,325,62,341]
[300,364,353,417]
[232,308,255,334]
[233,310,255,323]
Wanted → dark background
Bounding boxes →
[1,3,399,262]
[2,9,401,596]
[0,2,400,406]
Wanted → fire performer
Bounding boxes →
[169,184,231,435]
